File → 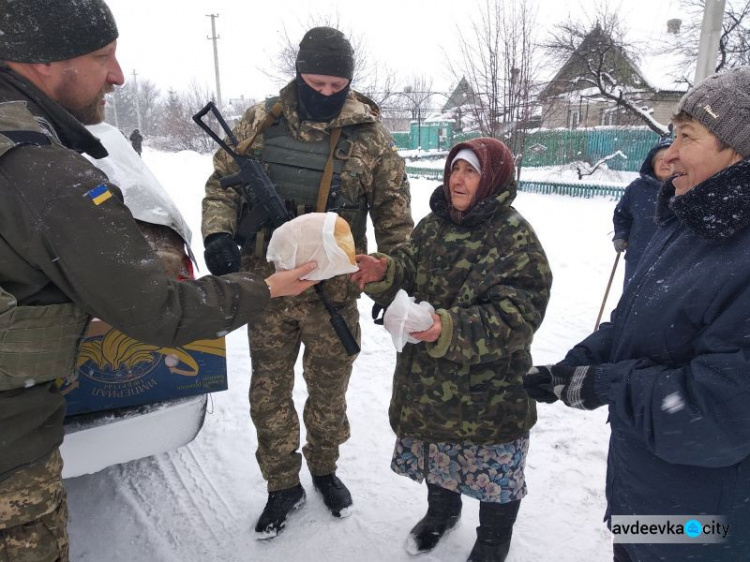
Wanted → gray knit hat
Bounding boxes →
[296,27,354,80]
[676,66,750,158]
[0,0,119,63]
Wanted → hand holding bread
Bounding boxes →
[266,212,358,281]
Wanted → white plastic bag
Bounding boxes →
[266,212,358,281]
[383,289,435,352]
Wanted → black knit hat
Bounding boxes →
[0,0,119,63]
[295,27,354,80]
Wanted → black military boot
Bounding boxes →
[405,483,462,554]
[312,473,353,518]
[466,500,521,562]
[254,484,306,539]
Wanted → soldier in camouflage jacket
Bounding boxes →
[201,27,413,537]
[353,138,551,561]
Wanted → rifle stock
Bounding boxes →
[193,101,360,356]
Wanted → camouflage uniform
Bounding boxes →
[365,185,552,445]
[202,81,413,491]
[0,66,272,559]
[0,450,68,562]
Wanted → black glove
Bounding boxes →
[523,365,565,403]
[204,233,241,276]
[613,239,628,253]
[524,364,605,410]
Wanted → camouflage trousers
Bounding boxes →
[247,294,360,492]
[0,449,68,562]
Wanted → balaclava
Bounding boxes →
[295,26,354,122]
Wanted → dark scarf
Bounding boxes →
[0,66,108,158]
[296,73,350,122]
[656,158,750,241]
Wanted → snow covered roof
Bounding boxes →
[634,50,689,92]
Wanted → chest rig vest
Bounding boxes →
[0,101,90,391]
[238,99,360,255]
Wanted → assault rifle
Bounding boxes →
[193,101,360,356]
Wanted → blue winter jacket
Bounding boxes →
[565,158,750,561]
[612,144,668,283]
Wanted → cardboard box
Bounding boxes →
[61,319,227,416]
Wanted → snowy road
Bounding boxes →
[65,149,625,562]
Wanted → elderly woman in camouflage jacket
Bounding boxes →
[352,138,552,562]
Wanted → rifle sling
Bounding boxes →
[235,102,284,156]
[316,127,342,212]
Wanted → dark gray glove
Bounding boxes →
[613,239,628,253]
[204,233,241,276]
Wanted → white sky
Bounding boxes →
[105,0,689,103]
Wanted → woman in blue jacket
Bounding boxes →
[524,67,750,562]
[612,139,672,286]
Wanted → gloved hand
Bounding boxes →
[613,239,628,253]
[204,232,241,276]
[523,365,565,403]
[524,364,605,410]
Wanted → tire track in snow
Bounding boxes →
[113,446,232,560]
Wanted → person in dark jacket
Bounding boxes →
[129,127,143,156]
[0,2,316,560]
[612,138,672,286]
[524,67,750,562]
[353,138,552,562]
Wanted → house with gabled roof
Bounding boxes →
[538,24,686,130]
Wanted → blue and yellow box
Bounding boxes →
[61,319,227,416]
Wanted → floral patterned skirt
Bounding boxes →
[390,434,530,503]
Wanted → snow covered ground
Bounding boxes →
[64,146,626,562]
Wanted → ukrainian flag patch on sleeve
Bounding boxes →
[86,184,112,205]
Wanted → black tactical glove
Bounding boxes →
[524,364,605,410]
[204,233,241,276]
[613,239,628,253]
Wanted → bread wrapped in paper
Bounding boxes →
[266,212,358,281]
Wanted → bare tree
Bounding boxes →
[449,0,539,134]
[543,8,670,135]
[448,0,540,175]
[154,83,220,153]
[570,151,627,180]
[663,0,750,85]
[104,79,161,136]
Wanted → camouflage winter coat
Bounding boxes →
[366,185,552,445]
[202,81,413,303]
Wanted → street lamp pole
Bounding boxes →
[694,0,727,83]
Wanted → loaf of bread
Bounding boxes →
[334,216,356,265]
[266,212,358,280]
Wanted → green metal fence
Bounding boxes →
[518,180,624,199]
[405,165,625,200]
[396,128,662,173]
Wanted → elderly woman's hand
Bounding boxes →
[350,254,388,290]
[410,312,442,343]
